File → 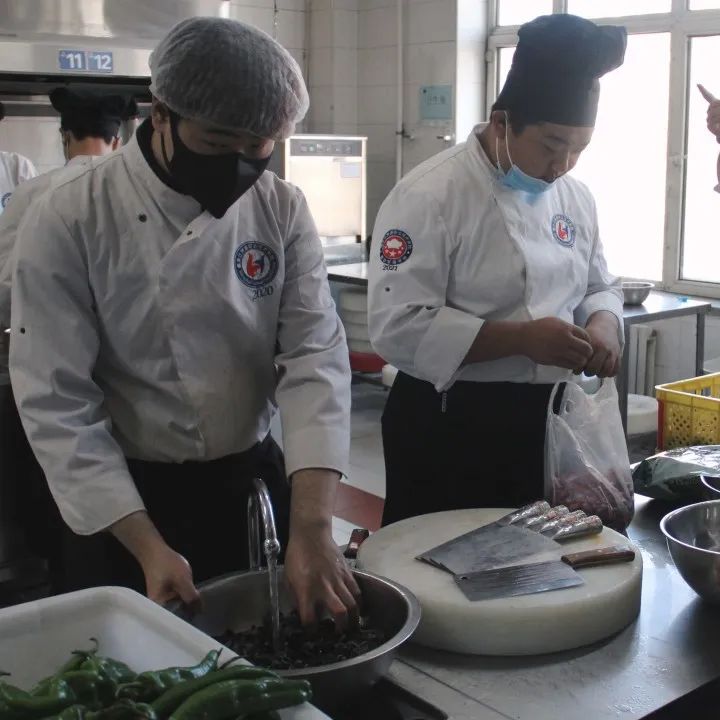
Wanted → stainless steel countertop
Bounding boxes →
[388,497,720,719]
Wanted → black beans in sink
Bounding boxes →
[216,611,386,670]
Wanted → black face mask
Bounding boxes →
[161,112,270,218]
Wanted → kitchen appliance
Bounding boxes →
[454,546,636,601]
[268,135,367,247]
[661,499,720,603]
[0,1,239,171]
[358,507,643,656]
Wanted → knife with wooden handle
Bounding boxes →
[454,545,636,602]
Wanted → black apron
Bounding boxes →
[0,385,57,561]
[48,435,291,595]
[381,372,561,526]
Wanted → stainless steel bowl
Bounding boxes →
[174,568,420,711]
[661,500,720,603]
[701,475,720,500]
[622,281,654,306]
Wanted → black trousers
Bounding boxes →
[381,373,560,526]
[49,435,291,595]
[0,384,56,560]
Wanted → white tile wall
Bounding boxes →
[358,5,398,49]
[303,1,486,230]
[0,117,64,171]
[406,0,456,44]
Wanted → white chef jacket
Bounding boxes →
[368,125,624,392]
[0,157,89,384]
[10,134,351,535]
[0,151,37,213]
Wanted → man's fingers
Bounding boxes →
[599,353,616,378]
[296,590,318,626]
[323,587,351,630]
[570,325,592,343]
[342,565,362,602]
[699,84,718,104]
[568,336,594,361]
[585,350,608,377]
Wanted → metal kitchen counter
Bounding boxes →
[387,496,720,719]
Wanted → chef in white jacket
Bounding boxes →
[368,14,627,524]
[0,89,136,567]
[10,18,358,623]
[0,103,37,213]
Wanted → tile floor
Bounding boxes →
[332,383,388,545]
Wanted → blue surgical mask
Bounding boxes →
[495,114,552,204]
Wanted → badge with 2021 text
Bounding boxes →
[551,214,576,248]
[234,241,278,300]
[380,229,413,271]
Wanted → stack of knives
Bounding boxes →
[416,501,635,601]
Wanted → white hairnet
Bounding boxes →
[149,17,309,140]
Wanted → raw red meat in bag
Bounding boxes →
[545,379,634,532]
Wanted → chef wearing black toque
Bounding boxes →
[368,14,628,525]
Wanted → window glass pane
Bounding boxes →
[498,46,513,95]
[567,0,670,17]
[497,0,552,27]
[690,1,720,9]
[682,36,720,283]
[495,35,670,281]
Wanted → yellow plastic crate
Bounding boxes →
[656,372,720,449]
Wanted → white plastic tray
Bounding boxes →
[0,586,329,719]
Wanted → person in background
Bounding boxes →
[0,102,37,213]
[10,17,358,623]
[0,89,137,569]
[367,14,627,525]
[698,84,720,190]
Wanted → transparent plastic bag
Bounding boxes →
[545,379,634,532]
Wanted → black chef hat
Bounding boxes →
[49,88,138,142]
[494,14,627,127]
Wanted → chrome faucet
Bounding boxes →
[247,477,282,650]
[247,477,281,570]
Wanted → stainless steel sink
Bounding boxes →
[175,567,420,712]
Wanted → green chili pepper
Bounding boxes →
[0,677,76,718]
[59,671,115,710]
[151,668,280,718]
[79,658,134,687]
[37,704,88,720]
[85,700,156,720]
[117,651,221,703]
[168,679,311,720]
[31,639,100,698]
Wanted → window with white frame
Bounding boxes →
[488,1,720,297]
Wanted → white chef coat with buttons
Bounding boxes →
[10,135,351,535]
[0,157,90,384]
[368,125,623,392]
[0,151,37,214]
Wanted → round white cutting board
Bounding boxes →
[357,508,643,656]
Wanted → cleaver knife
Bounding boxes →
[418,514,603,575]
[454,545,636,602]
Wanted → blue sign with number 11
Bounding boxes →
[58,49,114,74]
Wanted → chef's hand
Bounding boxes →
[584,311,622,378]
[523,317,593,371]
[110,510,201,607]
[699,85,720,140]
[698,85,720,187]
[284,469,361,629]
